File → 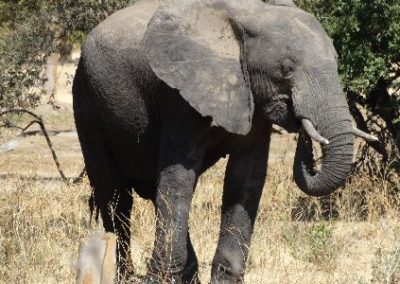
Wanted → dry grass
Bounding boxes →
[0,136,399,283]
[1,70,399,283]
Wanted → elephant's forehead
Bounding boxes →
[289,15,337,60]
[264,14,337,64]
[289,18,327,47]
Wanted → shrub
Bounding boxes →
[0,0,131,120]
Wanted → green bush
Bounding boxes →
[0,0,131,117]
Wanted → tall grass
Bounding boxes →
[0,159,399,283]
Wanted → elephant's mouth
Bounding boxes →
[264,94,299,132]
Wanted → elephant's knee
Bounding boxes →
[158,165,196,194]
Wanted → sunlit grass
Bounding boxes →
[0,161,399,283]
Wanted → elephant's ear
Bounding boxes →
[268,0,296,7]
[143,2,253,135]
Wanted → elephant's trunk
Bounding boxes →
[292,68,354,197]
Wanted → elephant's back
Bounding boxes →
[87,0,161,51]
[81,0,163,101]
[79,0,163,129]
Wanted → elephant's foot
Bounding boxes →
[210,265,244,284]
[142,274,199,284]
[117,272,139,284]
[116,254,135,283]
[182,261,200,284]
[116,261,135,283]
[211,252,245,284]
[144,262,200,284]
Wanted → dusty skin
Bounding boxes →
[0,56,399,283]
[74,0,358,281]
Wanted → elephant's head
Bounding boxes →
[144,0,376,196]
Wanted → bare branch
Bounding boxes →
[1,108,85,184]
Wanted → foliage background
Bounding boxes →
[0,0,131,112]
[0,0,399,173]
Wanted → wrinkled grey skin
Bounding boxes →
[73,0,354,282]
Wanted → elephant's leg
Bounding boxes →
[146,200,200,284]
[146,161,199,283]
[73,68,133,280]
[211,126,271,284]
[143,114,205,283]
[183,229,200,283]
[100,187,134,281]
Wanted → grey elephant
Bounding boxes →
[73,0,377,282]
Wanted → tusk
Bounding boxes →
[301,119,330,145]
[352,127,379,142]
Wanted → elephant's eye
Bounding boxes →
[281,59,295,79]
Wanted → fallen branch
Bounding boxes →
[0,108,86,184]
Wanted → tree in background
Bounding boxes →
[0,0,131,182]
[0,0,131,118]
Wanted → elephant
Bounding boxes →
[72,0,377,282]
